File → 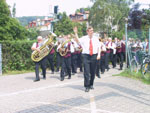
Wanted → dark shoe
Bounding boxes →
[72,73,75,75]
[90,86,94,90]
[68,76,71,79]
[101,72,104,74]
[96,74,101,78]
[34,79,40,82]
[107,68,110,71]
[43,77,46,79]
[51,71,54,74]
[60,77,64,81]
[119,68,122,70]
[55,69,59,72]
[85,88,89,92]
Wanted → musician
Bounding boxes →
[74,26,101,92]
[55,35,63,72]
[31,36,47,82]
[113,38,118,68]
[116,39,124,70]
[43,35,55,74]
[100,39,106,74]
[105,38,112,71]
[96,37,103,78]
[71,37,78,75]
[58,35,72,81]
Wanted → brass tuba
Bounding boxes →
[31,35,55,62]
[59,39,71,56]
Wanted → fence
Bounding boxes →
[126,28,150,73]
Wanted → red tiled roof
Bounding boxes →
[44,22,50,26]
[85,11,89,14]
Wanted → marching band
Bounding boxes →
[31,26,149,92]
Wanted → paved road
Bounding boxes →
[0,67,150,113]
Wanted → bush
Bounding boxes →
[0,40,35,72]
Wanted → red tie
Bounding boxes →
[89,39,93,56]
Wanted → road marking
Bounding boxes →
[0,80,83,97]
[89,93,97,113]
[30,101,123,113]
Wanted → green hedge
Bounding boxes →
[0,40,35,72]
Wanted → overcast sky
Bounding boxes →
[6,0,150,17]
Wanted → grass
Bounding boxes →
[2,70,34,76]
[113,69,150,85]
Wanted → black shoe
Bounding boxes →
[34,79,40,82]
[68,76,71,79]
[43,77,46,79]
[119,68,122,70]
[101,72,104,74]
[96,75,101,78]
[90,86,94,90]
[60,77,64,81]
[107,68,110,71]
[55,69,59,72]
[85,88,89,92]
[98,76,101,78]
[51,71,54,74]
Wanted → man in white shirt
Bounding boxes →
[74,26,101,92]
[31,36,47,82]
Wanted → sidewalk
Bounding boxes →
[0,67,150,113]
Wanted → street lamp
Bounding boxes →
[125,17,128,68]
[148,28,150,55]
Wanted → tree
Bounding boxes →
[89,0,133,37]
[0,0,30,41]
[12,3,16,18]
[128,3,150,40]
[54,12,87,37]
[128,3,142,30]
[54,12,74,36]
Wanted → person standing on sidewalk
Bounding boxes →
[74,26,101,92]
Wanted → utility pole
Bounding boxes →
[0,44,2,75]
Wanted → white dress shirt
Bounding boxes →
[79,35,100,54]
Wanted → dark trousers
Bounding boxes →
[117,52,124,69]
[71,54,77,73]
[110,51,115,67]
[113,54,117,67]
[77,53,83,72]
[100,55,105,73]
[47,53,54,72]
[105,53,110,69]
[122,52,125,62]
[56,52,62,71]
[96,59,100,77]
[35,57,47,79]
[60,57,71,78]
[82,54,97,88]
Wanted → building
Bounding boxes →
[28,17,54,31]
[69,11,89,26]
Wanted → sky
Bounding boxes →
[6,0,150,17]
